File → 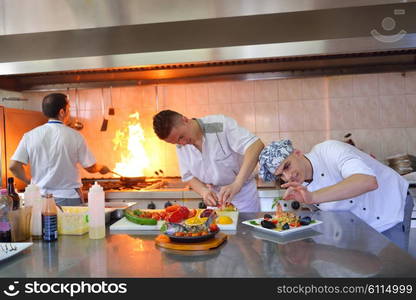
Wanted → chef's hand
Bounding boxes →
[202,187,219,207]
[218,182,242,206]
[281,182,314,204]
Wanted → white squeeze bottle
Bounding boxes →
[25,184,43,238]
[88,182,105,239]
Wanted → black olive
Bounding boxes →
[261,220,276,229]
[147,202,156,209]
[263,213,273,219]
[300,216,311,226]
[164,201,172,208]
[282,223,290,230]
[291,201,300,210]
[198,201,207,209]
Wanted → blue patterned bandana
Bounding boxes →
[259,139,294,182]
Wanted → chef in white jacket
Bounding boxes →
[153,110,264,212]
[259,139,413,250]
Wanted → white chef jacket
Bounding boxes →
[305,140,409,232]
[176,115,260,212]
[11,120,96,198]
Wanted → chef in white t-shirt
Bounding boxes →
[258,139,413,250]
[153,110,264,212]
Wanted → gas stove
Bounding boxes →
[81,177,164,191]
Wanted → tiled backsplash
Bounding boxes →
[2,71,416,177]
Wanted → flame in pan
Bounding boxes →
[112,112,149,176]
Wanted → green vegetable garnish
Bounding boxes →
[271,196,283,209]
[249,220,260,226]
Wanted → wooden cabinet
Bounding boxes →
[0,106,47,190]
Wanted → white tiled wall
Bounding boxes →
[5,70,415,177]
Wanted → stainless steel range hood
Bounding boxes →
[0,0,416,91]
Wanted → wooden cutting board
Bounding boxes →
[155,233,228,251]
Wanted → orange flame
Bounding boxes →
[112,112,149,176]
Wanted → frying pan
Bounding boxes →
[109,170,146,185]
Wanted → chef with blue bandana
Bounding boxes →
[259,139,413,251]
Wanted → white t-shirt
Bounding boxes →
[11,121,96,198]
[305,140,409,232]
[176,115,260,212]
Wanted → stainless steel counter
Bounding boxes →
[1,211,415,278]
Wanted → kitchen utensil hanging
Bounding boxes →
[108,86,115,115]
[73,88,83,130]
[100,88,108,131]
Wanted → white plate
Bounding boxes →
[0,243,33,262]
[242,218,323,236]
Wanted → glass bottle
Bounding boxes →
[41,194,58,242]
[0,189,12,242]
[7,177,20,210]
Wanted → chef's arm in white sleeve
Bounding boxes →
[187,177,219,207]
[9,160,30,185]
[311,174,378,204]
[218,139,264,203]
[84,163,110,174]
[235,139,265,187]
[283,174,378,204]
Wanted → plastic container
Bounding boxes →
[88,182,105,239]
[23,183,40,207]
[25,184,43,238]
[57,206,89,235]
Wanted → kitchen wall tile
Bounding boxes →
[379,95,407,128]
[137,85,157,114]
[405,71,416,94]
[164,143,180,176]
[187,104,211,118]
[254,102,279,133]
[254,80,278,102]
[378,72,405,96]
[406,94,416,127]
[279,131,305,152]
[256,132,280,146]
[186,83,209,106]
[353,74,379,97]
[143,137,165,176]
[208,82,232,104]
[163,84,187,107]
[278,78,303,101]
[303,131,329,153]
[231,81,254,103]
[353,96,381,129]
[328,75,353,98]
[208,103,232,116]
[230,103,256,132]
[352,129,382,160]
[329,98,355,130]
[329,130,346,141]
[303,100,329,131]
[379,128,408,160]
[405,128,416,155]
[113,86,140,109]
[278,101,304,132]
[302,77,328,100]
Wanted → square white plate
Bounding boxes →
[242,218,322,236]
[0,243,33,262]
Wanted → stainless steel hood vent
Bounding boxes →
[0,1,415,90]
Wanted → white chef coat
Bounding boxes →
[176,115,260,212]
[304,140,409,232]
[11,121,96,198]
